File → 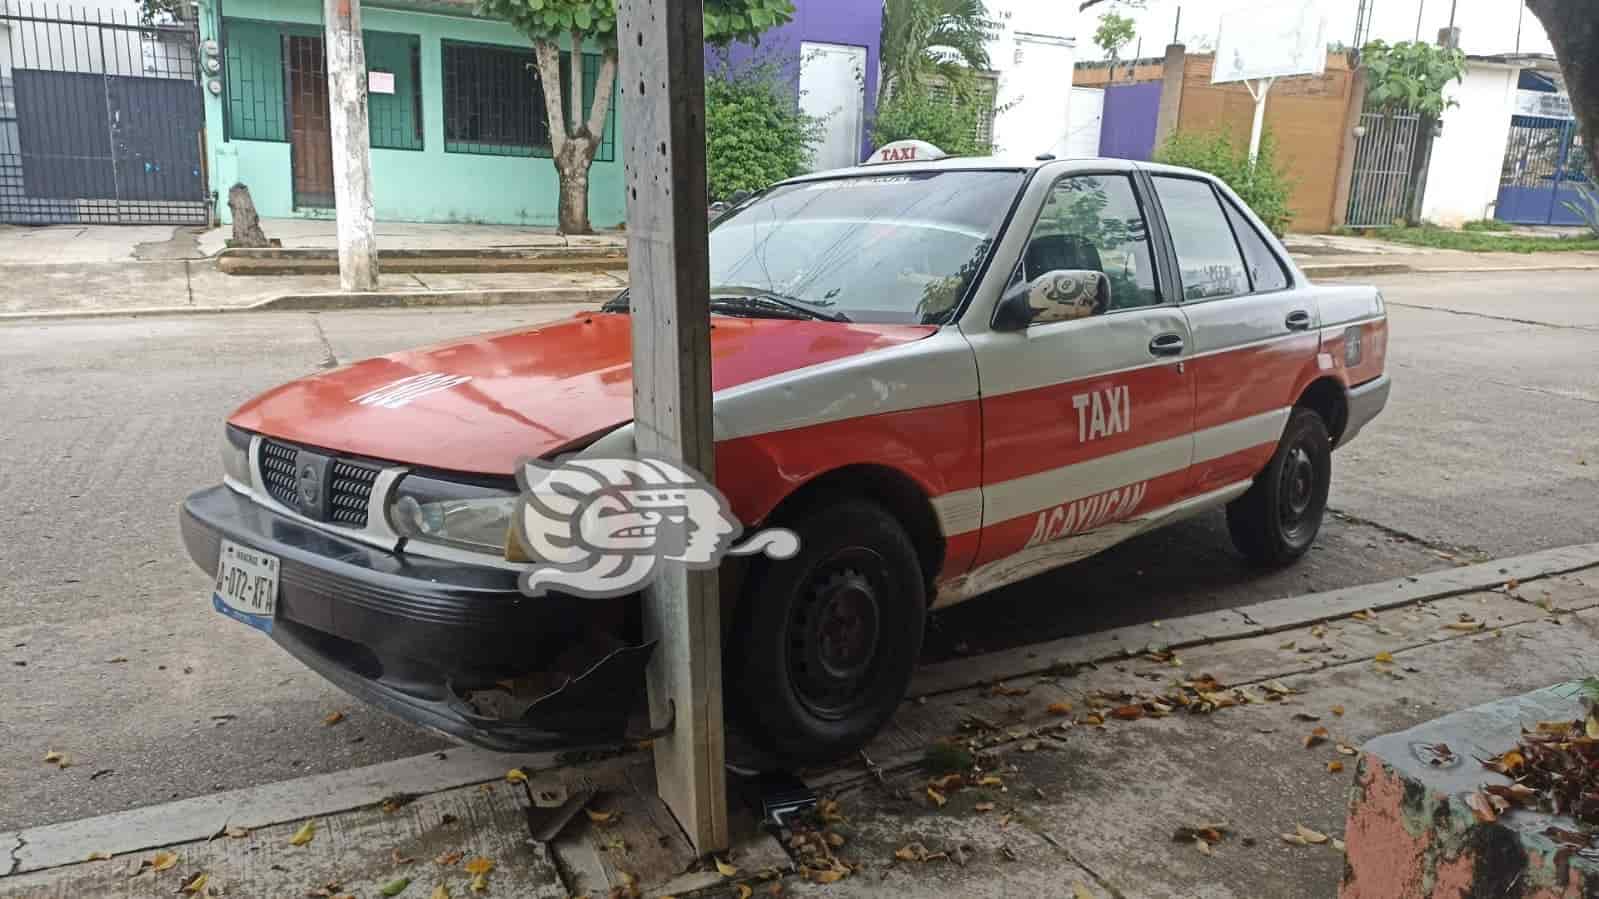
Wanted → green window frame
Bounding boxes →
[441,39,615,162]
[221,19,423,151]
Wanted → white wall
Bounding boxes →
[985,0,1076,158]
[1420,63,1517,226]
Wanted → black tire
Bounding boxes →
[1226,407,1332,568]
[727,498,925,767]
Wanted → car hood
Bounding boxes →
[229,312,937,475]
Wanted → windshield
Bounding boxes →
[708,170,1026,325]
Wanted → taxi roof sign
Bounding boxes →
[863,139,947,166]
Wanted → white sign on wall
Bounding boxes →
[1513,89,1573,120]
[369,71,396,95]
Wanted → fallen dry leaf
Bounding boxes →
[977,775,1004,787]
[435,850,463,866]
[225,825,250,839]
[468,873,487,894]
[1327,761,1344,773]
[1195,837,1212,855]
[715,858,737,878]
[1073,884,1095,899]
[1373,651,1394,664]
[1332,838,1346,852]
[392,848,416,865]
[1111,704,1144,721]
[989,683,1029,697]
[1047,702,1073,716]
[85,850,113,861]
[1352,609,1376,621]
[150,851,179,872]
[1466,791,1498,823]
[929,773,963,792]
[1020,740,1040,752]
[895,843,928,862]
[1292,713,1321,722]
[43,749,61,763]
[1330,705,1345,717]
[1263,680,1294,696]
[810,869,845,884]
[736,885,753,899]
[1296,824,1329,844]
[1445,621,1484,632]
[179,871,209,894]
[825,832,846,848]
[463,858,494,877]
[430,886,450,899]
[322,711,345,726]
[288,820,316,847]
[1304,727,1330,749]
[927,786,947,807]
[505,768,527,784]
[1281,833,1308,847]
[1337,744,1358,756]
[975,802,995,812]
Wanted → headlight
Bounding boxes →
[388,474,518,555]
[222,426,252,488]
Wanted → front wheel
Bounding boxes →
[1226,408,1332,568]
[726,498,925,767]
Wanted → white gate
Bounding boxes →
[799,41,866,170]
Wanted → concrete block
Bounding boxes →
[1341,684,1595,898]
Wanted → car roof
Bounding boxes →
[778,155,1213,185]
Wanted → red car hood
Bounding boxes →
[229,312,936,475]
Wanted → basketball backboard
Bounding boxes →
[1212,0,1329,84]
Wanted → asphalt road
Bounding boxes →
[2,270,1596,831]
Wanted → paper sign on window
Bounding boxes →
[368,71,395,94]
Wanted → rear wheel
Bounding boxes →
[727,498,925,767]
[1226,408,1331,568]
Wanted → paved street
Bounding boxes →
[1,270,1595,833]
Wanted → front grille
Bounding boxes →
[258,439,380,528]
[260,440,299,508]
[329,460,379,527]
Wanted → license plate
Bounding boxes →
[212,539,280,635]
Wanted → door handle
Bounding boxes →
[1149,333,1185,357]
[1285,310,1313,331]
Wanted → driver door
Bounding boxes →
[962,171,1195,572]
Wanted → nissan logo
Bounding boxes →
[297,462,321,509]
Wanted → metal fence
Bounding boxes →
[0,2,207,225]
[1495,114,1590,225]
[1344,111,1421,229]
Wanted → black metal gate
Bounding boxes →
[0,3,208,225]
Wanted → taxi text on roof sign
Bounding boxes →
[864,139,947,165]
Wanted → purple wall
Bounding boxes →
[712,0,882,159]
[1098,82,1162,161]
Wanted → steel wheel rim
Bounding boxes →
[786,547,887,720]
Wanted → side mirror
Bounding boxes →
[992,270,1111,331]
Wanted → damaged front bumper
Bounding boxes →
[180,485,654,751]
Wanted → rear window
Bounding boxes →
[1222,200,1290,292]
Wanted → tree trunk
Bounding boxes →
[554,138,594,234]
[226,183,271,247]
[1525,0,1597,169]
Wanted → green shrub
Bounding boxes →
[1462,218,1512,232]
[1154,130,1295,235]
[871,85,988,157]
[705,63,822,201]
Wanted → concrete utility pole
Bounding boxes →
[324,0,379,290]
[615,0,728,855]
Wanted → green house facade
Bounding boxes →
[198,0,625,227]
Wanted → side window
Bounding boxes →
[1222,199,1290,291]
[1017,174,1160,311]
[1152,177,1250,301]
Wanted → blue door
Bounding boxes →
[1495,115,1590,226]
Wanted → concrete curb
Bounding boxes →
[909,541,1599,697]
[0,287,617,323]
[215,246,627,276]
[0,747,593,877]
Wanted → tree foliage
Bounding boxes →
[879,0,995,100]
[705,63,821,200]
[1155,130,1294,235]
[1360,40,1466,118]
[872,86,988,157]
[1093,12,1136,62]
[480,0,792,48]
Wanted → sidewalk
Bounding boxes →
[1284,233,1599,278]
[4,546,1596,898]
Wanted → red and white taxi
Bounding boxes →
[182,147,1389,765]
